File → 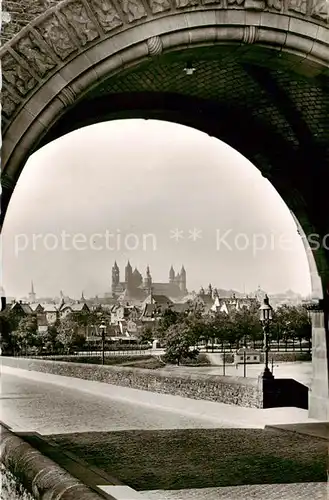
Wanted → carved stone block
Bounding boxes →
[176,0,200,7]
[311,0,329,21]
[244,0,265,10]
[1,87,21,117]
[121,0,147,22]
[243,25,258,44]
[267,0,283,10]
[227,0,245,6]
[147,36,163,55]
[288,0,307,14]
[38,15,77,60]
[147,0,172,13]
[202,0,223,5]
[61,1,99,45]
[15,33,56,78]
[2,53,36,96]
[90,0,123,31]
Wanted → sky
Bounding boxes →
[1,119,312,299]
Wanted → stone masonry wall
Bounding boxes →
[0,464,35,500]
[0,424,104,500]
[1,0,60,44]
[2,356,263,408]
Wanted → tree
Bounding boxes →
[136,324,154,344]
[210,312,234,350]
[231,307,262,347]
[153,306,180,342]
[0,307,24,351]
[163,320,199,365]
[43,321,62,353]
[57,314,86,353]
[272,304,311,350]
[15,315,40,354]
[0,314,18,354]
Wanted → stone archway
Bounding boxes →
[1,0,329,419]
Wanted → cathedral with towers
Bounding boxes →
[111,261,187,301]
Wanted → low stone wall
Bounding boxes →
[0,464,34,500]
[2,356,263,408]
[207,351,311,365]
[0,424,104,500]
[267,351,311,362]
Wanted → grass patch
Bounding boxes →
[50,355,154,366]
[125,358,165,369]
[46,428,327,491]
[180,353,211,366]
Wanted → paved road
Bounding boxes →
[1,368,326,500]
[0,370,226,434]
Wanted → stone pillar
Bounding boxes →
[306,299,329,421]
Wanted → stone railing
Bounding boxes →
[2,356,263,408]
[0,423,106,500]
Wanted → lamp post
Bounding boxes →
[259,295,274,379]
[99,322,106,365]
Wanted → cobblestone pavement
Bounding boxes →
[2,366,317,432]
[0,371,232,434]
[140,482,328,500]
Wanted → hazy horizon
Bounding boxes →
[1,119,312,300]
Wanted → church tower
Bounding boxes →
[144,265,152,293]
[112,261,120,291]
[179,265,187,293]
[125,261,132,282]
[132,267,143,288]
[169,265,175,283]
[125,261,133,291]
[28,281,36,303]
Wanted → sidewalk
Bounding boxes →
[139,483,328,500]
[1,365,320,429]
[266,421,329,441]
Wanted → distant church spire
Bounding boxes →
[1,286,6,312]
[144,265,152,292]
[169,265,175,283]
[28,280,36,303]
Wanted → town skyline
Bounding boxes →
[8,265,308,303]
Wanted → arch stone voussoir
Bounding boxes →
[2,1,329,134]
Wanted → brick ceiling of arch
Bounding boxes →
[40,46,329,209]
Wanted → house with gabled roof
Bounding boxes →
[142,293,173,307]
[8,301,33,316]
[59,301,90,319]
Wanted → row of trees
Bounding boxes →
[138,302,312,365]
[0,301,311,361]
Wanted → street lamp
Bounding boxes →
[99,322,106,365]
[259,295,274,379]
[183,61,196,75]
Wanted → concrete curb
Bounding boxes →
[264,424,329,442]
[0,422,147,499]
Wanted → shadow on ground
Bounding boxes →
[45,428,327,491]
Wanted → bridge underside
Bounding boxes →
[1,4,329,419]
